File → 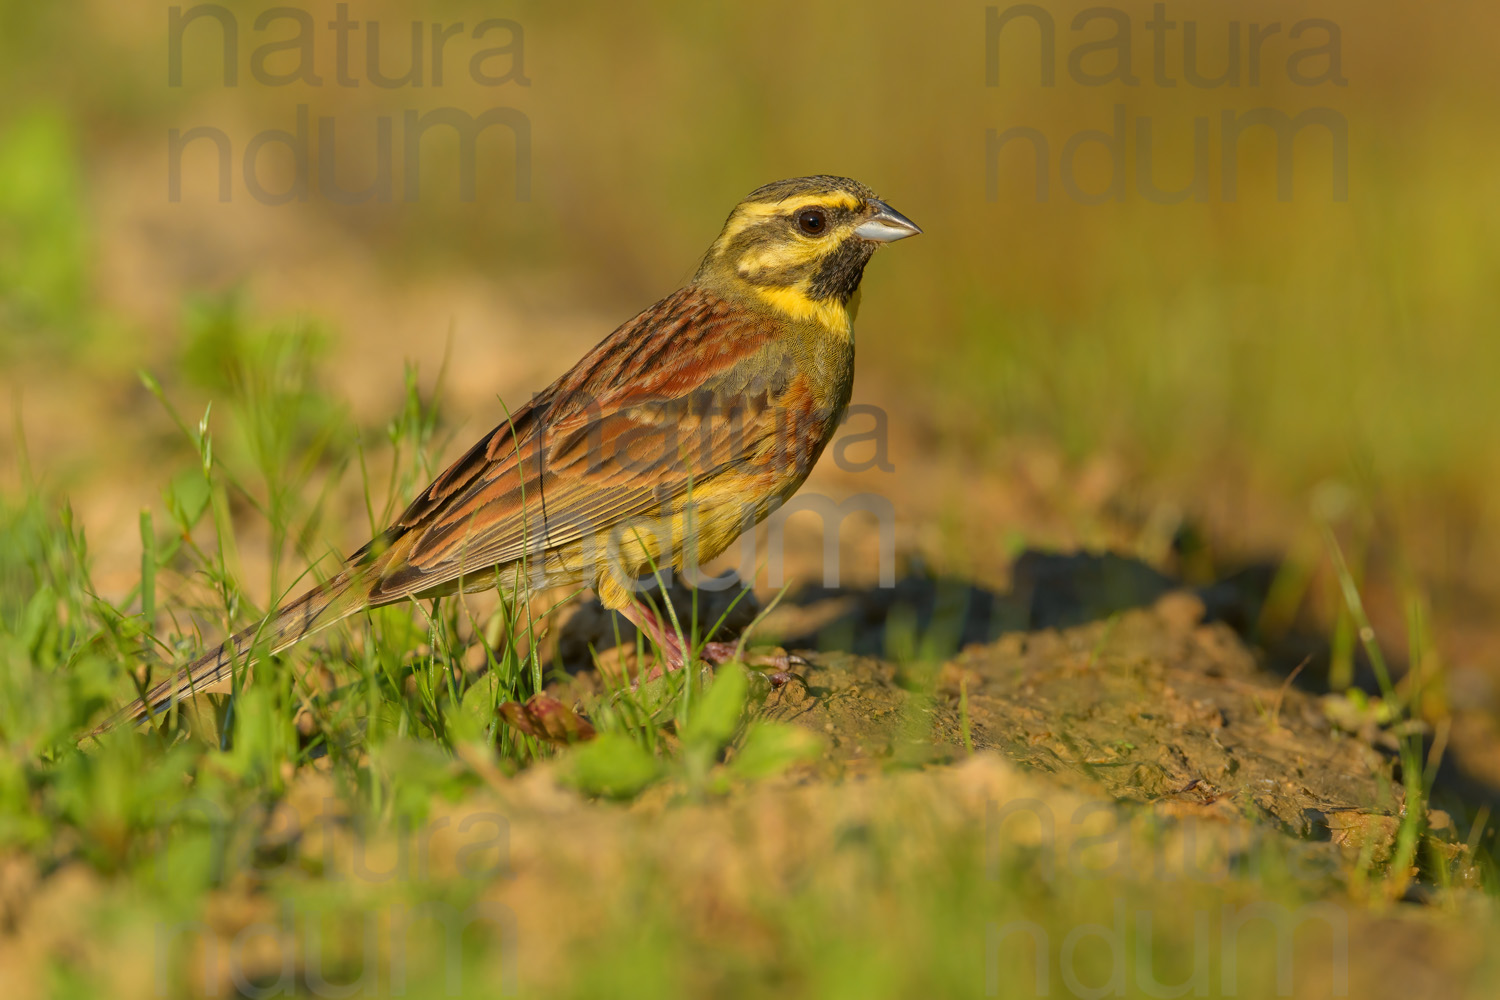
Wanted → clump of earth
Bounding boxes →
[545,551,1468,877]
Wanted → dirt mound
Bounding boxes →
[763,589,1446,865]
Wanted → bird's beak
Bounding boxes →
[854,200,923,242]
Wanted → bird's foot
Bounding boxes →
[635,642,807,687]
[700,641,806,671]
[702,642,806,688]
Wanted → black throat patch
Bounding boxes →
[806,237,877,305]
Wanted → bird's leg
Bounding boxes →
[618,599,804,685]
[617,599,689,678]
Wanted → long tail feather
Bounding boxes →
[91,570,367,736]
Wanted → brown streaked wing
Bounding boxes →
[359,288,787,603]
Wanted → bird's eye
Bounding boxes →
[797,208,828,236]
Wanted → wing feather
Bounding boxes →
[359,288,789,605]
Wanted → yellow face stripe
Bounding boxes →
[753,283,853,338]
[739,193,861,216]
[712,193,864,251]
[735,238,824,277]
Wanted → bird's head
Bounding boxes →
[694,175,921,336]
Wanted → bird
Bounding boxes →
[95,175,920,734]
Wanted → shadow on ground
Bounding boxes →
[766,550,1284,659]
[555,549,1280,665]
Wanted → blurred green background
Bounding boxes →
[5,0,1497,553]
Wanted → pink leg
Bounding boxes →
[618,599,804,684]
[617,599,689,675]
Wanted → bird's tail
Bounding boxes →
[90,569,368,737]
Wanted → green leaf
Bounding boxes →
[444,687,485,746]
[680,665,748,753]
[565,732,661,800]
[448,674,498,746]
[163,471,210,532]
[729,723,824,780]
